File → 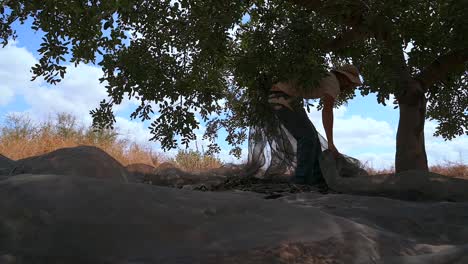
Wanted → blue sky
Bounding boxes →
[0,20,466,169]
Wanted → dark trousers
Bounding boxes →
[273,104,324,185]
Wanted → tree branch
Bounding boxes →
[323,27,369,51]
[289,0,367,25]
[416,48,468,88]
[289,0,324,10]
[289,0,370,51]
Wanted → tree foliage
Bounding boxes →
[1,0,466,157]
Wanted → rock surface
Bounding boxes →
[146,165,227,190]
[0,154,14,167]
[10,146,128,183]
[1,174,468,264]
[0,154,15,176]
[125,163,156,183]
[320,150,468,202]
[157,161,177,169]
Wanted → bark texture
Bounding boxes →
[395,80,428,172]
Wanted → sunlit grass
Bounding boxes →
[0,113,159,167]
[361,160,467,178]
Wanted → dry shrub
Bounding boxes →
[430,162,467,179]
[170,149,222,171]
[362,159,467,178]
[361,161,395,175]
[0,113,162,167]
[105,141,164,167]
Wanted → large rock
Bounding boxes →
[0,154,15,177]
[204,163,246,178]
[280,192,468,245]
[146,165,226,190]
[11,146,128,183]
[146,165,192,186]
[0,154,14,167]
[0,174,467,263]
[157,161,177,169]
[125,163,156,183]
[320,150,468,202]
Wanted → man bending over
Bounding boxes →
[268,65,362,185]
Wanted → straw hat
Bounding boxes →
[334,64,362,85]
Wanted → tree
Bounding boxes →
[289,0,467,172]
[1,0,466,172]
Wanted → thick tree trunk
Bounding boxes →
[395,79,429,173]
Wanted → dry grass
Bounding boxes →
[169,149,223,171]
[0,112,223,171]
[0,134,159,167]
[430,162,467,179]
[362,160,467,178]
[361,161,395,176]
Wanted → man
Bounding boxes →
[268,65,362,185]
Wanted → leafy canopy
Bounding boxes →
[1,0,466,156]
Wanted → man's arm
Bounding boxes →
[322,94,340,157]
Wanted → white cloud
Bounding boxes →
[0,41,39,105]
[354,152,395,170]
[21,65,108,124]
[115,116,152,142]
[307,106,396,155]
[0,85,14,106]
[348,120,467,169]
[425,121,467,165]
[384,94,398,109]
[0,41,38,85]
[0,42,142,123]
[218,147,247,164]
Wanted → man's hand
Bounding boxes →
[328,143,341,159]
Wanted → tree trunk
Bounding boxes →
[395,79,429,173]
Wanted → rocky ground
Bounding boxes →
[1,145,467,263]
